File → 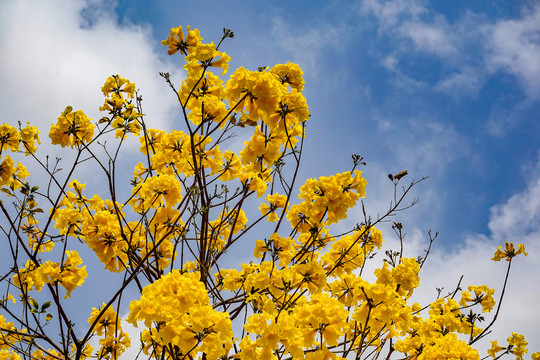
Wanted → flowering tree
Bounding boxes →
[0,25,536,360]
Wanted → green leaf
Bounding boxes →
[41,301,51,311]
[30,299,39,309]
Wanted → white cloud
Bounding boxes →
[488,174,540,241]
[360,0,540,100]
[400,20,456,56]
[360,0,456,58]
[381,54,399,72]
[270,16,346,73]
[0,0,179,140]
[360,0,426,31]
[360,0,473,96]
[434,67,484,97]
[485,4,540,99]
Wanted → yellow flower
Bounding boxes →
[259,193,287,222]
[487,340,506,358]
[59,250,87,298]
[88,303,131,359]
[0,123,20,153]
[110,104,143,138]
[49,107,94,148]
[269,62,305,91]
[253,239,270,259]
[391,257,421,296]
[507,333,528,359]
[128,270,233,358]
[491,242,528,261]
[207,208,248,251]
[129,174,182,212]
[100,75,136,98]
[186,43,216,62]
[0,349,22,360]
[9,162,29,190]
[71,343,93,359]
[287,170,367,231]
[161,25,202,55]
[209,52,231,75]
[418,333,479,359]
[0,156,15,187]
[80,208,129,273]
[225,67,283,118]
[19,122,41,155]
[293,261,326,294]
[467,285,496,312]
[99,92,124,112]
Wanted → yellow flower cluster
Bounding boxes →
[394,297,482,359]
[321,226,383,275]
[161,25,202,56]
[157,26,309,202]
[488,332,531,359]
[138,130,223,179]
[22,218,53,253]
[88,303,129,359]
[49,106,94,148]
[100,75,142,138]
[130,173,182,212]
[53,181,145,272]
[18,122,41,155]
[259,193,288,222]
[13,250,87,299]
[460,284,496,312]
[492,242,528,261]
[239,293,349,359]
[0,123,33,189]
[221,235,422,357]
[0,123,21,153]
[0,155,16,187]
[207,208,248,251]
[0,314,24,359]
[127,270,233,359]
[287,170,367,232]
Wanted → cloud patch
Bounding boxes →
[270,16,347,74]
[360,0,540,101]
[360,0,426,30]
[400,20,456,56]
[0,0,179,137]
[486,4,540,99]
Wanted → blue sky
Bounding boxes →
[1,0,539,356]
